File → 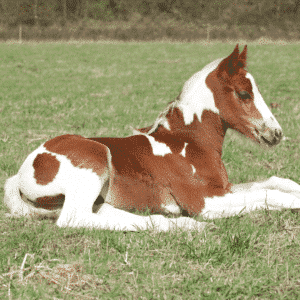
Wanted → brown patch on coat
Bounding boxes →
[44,134,109,176]
[33,153,60,185]
[89,130,229,216]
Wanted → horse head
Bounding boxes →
[205,44,283,146]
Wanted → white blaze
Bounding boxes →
[246,73,281,130]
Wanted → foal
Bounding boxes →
[4,45,300,232]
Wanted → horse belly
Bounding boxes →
[107,174,181,216]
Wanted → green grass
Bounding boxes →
[1,41,300,299]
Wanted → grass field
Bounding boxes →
[0,41,300,299]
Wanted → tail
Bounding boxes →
[4,175,34,217]
[4,175,59,218]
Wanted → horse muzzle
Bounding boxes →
[253,118,283,147]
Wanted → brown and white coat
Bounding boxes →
[4,45,300,232]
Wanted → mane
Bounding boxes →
[140,57,225,135]
[146,93,181,135]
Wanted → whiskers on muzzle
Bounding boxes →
[253,118,283,147]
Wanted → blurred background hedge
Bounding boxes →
[2,0,300,41]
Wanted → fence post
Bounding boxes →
[207,23,211,41]
[19,24,22,43]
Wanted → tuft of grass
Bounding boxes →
[1,42,300,298]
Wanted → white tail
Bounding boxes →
[4,175,58,218]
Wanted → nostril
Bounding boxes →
[275,129,282,138]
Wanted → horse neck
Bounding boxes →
[148,106,227,159]
[147,106,231,193]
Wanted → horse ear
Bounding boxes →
[233,44,240,56]
[217,44,240,78]
[238,45,247,68]
[225,44,240,65]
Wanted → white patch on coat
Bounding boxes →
[180,143,188,157]
[161,204,181,215]
[139,133,172,156]
[191,164,196,175]
[178,58,222,125]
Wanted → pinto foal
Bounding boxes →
[4,45,300,232]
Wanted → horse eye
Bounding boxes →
[238,91,251,100]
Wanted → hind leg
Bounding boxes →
[53,164,148,231]
[55,165,207,232]
[94,202,208,232]
[57,172,207,232]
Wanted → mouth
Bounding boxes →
[252,128,283,147]
[260,135,278,147]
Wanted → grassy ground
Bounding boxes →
[0,41,300,299]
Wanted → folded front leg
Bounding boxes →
[231,176,300,198]
[201,189,300,219]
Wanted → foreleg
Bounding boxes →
[231,176,300,198]
[201,189,300,219]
